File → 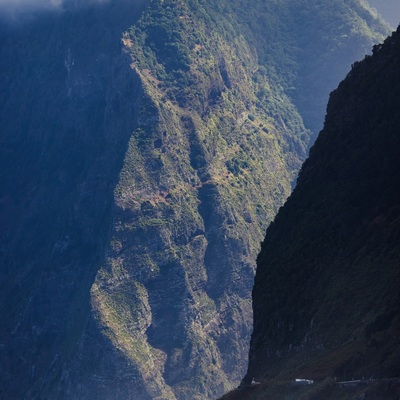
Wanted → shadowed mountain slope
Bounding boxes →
[222,25,400,400]
[0,0,391,399]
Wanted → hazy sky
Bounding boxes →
[0,0,109,5]
[0,0,110,18]
[367,0,400,28]
[1,0,399,31]
[0,0,61,10]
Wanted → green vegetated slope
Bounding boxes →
[222,26,400,400]
[90,1,390,399]
[91,2,305,399]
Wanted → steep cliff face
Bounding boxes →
[91,2,306,399]
[89,1,390,399]
[224,26,400,400]
[0,0,390,399]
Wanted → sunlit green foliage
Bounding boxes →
[92,1,390,399]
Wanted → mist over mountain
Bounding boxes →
[0,0,391,399]
[367,0,400,28]
[0,0,61,9]
[0,0,110,8]
[0,0,133,21]
[0,0,58,20]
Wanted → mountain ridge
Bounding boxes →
[222,25,400,400]
[0,1,391,399]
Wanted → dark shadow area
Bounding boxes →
[0,1,147,398]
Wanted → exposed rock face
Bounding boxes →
[0,0,390,399]
[233,26,400,400]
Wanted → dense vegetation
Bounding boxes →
[222,26,400,400]
[0,0,390,399]
[92,0,390,399]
